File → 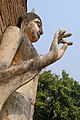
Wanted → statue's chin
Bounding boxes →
[30,34,40,43]
[38,34,40,39]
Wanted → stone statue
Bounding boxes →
[13,10,73,65]
[0,1,73,120]
[13,10,43,64]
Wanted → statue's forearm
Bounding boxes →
[36,44,68,69]
[0,30,70,80]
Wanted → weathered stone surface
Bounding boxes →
[1,92,32,120]
[0,27,71,120]
[0,1,72,120]
[0,26,39,120]
[0,76,39,120]
[0,1,38,120]
[0,26,22,67]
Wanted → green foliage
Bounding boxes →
[33,70,80,120]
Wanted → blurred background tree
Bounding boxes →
[34,70,80,120]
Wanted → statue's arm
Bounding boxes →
[37,29,73,69]
[0,29,73,80]
[0,26,22,68]
[0,28,73,111]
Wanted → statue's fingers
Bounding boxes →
[66,41,73,45]
[59,30,66,36]
[50,28,61,50]
[61,33,72,38]
[58,33,72,42]
[58,39,73,45]
[54,28,61,40]
[58,30,66,40]
[58,39,63,44]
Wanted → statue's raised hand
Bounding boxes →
[58,29,73,45]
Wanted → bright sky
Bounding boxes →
[28,0,80,82]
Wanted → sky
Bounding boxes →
[27,0,80,82]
